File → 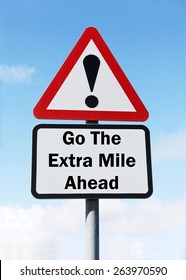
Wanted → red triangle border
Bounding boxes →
[33,27,149,121]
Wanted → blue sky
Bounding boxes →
[0,0,186,259]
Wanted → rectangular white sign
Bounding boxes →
[31,124,152,198]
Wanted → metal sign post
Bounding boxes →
[85,120,99,260]
[85,198,99,259]
[31,27,153,260]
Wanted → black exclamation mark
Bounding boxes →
[83,55,100,108]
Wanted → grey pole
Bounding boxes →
[85,120,99,260]
[85,198,99,259]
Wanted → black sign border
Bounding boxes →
[31,124,153,199]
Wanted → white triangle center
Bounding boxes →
[47,40,136,112]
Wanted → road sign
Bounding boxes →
[33,27,149,121]
[31,124,153,199]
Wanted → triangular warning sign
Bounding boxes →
[33,27,149,121]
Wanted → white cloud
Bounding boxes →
[0,201,84,259]
[0,64,35,83]
[0,199,186,260]
[100,199,186,259]
[100,199,186,233]
[153,129,186,161]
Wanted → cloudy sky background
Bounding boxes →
[1,0,186,259]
